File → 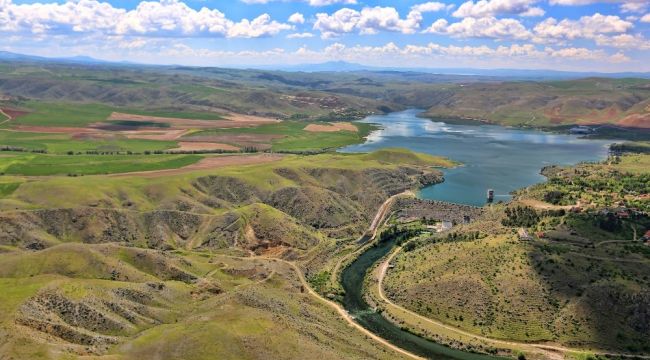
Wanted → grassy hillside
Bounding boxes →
[382,153,650,354]
[421,78,650,131]
[0,148,452,359]
[0,244,400,360]
[0,152,202,176]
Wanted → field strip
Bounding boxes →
[377,246,650,359]
[109,153,284,177]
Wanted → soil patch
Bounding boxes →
[1,108,29,119]
[12,126,95,134]
[111,154,284,178]
[617,113,650,129]
[304,122,357,132]
[184,134,282,150]
[105,112,277,130]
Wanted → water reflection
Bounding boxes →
[342,110,611,206]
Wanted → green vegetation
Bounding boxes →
[0,148,450,359]
[382,153,650,354]
[0,130,177,154]
[184,121,377,152]
[0,152,201,176]
[14,101,115,127]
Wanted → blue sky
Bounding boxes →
[1,0,649,71]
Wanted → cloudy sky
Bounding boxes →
[1,0,649,71]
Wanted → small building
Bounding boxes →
[518,228,533,241]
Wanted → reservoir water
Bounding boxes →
[342,109,612,206]
[338,110,613,359]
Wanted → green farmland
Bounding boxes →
[0,152,202,176]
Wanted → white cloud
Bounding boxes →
[287,32,314,38]
[548,0,648,13]
[314,6,422,38]
[426,16,531,40]
[642,13,650,22]
[288,12,305,24]
[240,0,357,6]
[0,0,291,38]
[411,2,451,13]
[533,13,634,43]
[453,0,544,18]
[593,33,650,49]
[621,1,648,13]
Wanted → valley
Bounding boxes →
[0,58,648,360]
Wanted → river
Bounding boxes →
[338,110,612,359]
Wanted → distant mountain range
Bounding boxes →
[266,60,650,80]
[1,50,649,80]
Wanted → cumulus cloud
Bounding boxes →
[0,0,291,38]
[533,13,634,42]
[547,0,648,14]
[314,6,422,38]
[642,13,650,22]
[240,0,357,5]
[593,33,650,49]
[411,2,452,13]
[453,0,544,18]
[425,16,531,40]
[288,12,305,24]
[287,32,315,38]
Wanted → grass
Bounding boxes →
[11,101,226,128]
[0,130,177,153]
[185,121,377,152]
[0,152,202,176]
[15,101,115,127]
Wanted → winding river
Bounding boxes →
[338,110,612,359]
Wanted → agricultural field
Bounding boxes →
[183,121,376,152]
[381,153,650,354]
[0,152,202,176]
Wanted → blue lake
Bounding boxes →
[342,109,612,206]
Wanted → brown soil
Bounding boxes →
[184,134,282,150]
[1,108,29,119]
[224,113,281,123]
[304,122,358,132]
[617,113,650,128]
[111,154,284,178]
[173,142,239,151]
[12,126,95,134]
[105,112,277,130]
[123,129,190,141]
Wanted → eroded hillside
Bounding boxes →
[0,149,449,359]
